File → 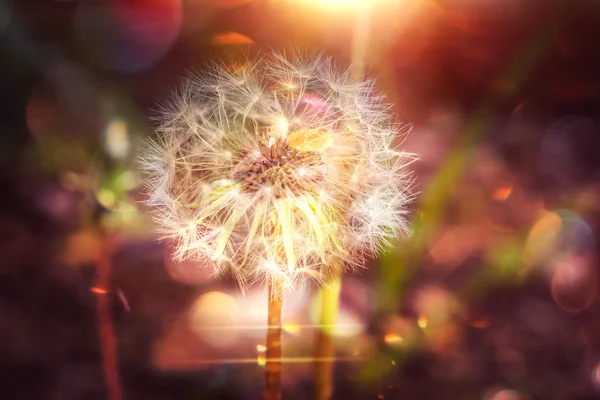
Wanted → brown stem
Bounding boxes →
[95,236,123,400]
[265,281,283,400]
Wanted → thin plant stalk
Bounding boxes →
[314,273,342,400]
[315,3,371,400]
[95,236,123,400]
[313,3,371,398]
[265,281,283,400]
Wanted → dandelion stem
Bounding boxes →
[265,281,283,400]
[314,272,342,400]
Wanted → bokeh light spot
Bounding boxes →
[210,32,254,46]
[63,229,102,267]
[486,389,521,400]
[233,290,268,339]
[105,119,130,159]
[592,362,600,393]
[381,315,418,348]
[492,186,512,201]
[189,291,241,347]
[74,0,182,73]
[551,253,597,313]
[471,318,490,329]
[523,210,597,312]
[257,354,266,367]
[522,210,562,266]
[163,247,212,286]
[383,333,403,344]
[541,116,598,186]
[430,225,483,269]
[97,188,117,209]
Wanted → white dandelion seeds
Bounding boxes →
[141,51,416,291]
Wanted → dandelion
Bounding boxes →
[141,50,415,400]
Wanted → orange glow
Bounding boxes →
[471,319,490,329]
[492,186,513,201]
[91,287,109,294]
[210,32,254,46]
[64,229,102,267]
[287,128,333,152]
[383,333,403,344]
[256,344,266,352]
[417,316,428,329]
[308,0,391,8]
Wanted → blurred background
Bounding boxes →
[2,0,600,399]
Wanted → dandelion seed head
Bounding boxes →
[141,51,416,290]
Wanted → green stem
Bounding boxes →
[265,281,283,400]
[314,273,342,400]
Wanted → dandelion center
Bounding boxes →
[232,135,326,198]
